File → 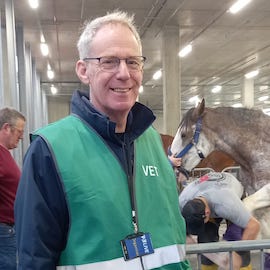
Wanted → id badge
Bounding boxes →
[120,232,154,261]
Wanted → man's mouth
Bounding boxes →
[111,88,131,93]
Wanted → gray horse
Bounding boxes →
[170,98,270,267]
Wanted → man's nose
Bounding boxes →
[116,60,131,77]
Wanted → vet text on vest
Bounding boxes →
[142,165,159,176]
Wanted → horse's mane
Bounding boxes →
[179,108,195,130]
[181,106,269,130]
[213,106,269,129]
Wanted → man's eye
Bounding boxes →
[102,58,117,64]
[127,59,139,65]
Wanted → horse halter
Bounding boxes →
[169,117,205,160]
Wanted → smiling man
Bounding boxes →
[15,11,191,270]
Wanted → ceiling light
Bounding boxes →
[50,85,57,95]
[153,69,162,80]
[258,95,269,102]
[232,103,243,108]
[229,0,251,14]
[259,85,268,91]
[47,70,54,80]
[233,94,241,100]
[245,69,259,79]
[178,44,192,58]
[188,95,200,104]
[40,43,49,56]
[211,85,222,93]
[28,0,39,9]
[263,108,270,115]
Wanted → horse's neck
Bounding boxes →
[203,117,251,167]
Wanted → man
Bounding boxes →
[15,11,191,270]
[179,172,260,270]
[0,107,25,270]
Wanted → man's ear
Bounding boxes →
[1,123,11,134]
[75,60,90,84]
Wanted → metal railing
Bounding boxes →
[222,166,241,179]
[186,239,270,269]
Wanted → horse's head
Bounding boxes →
[170,99,214,171]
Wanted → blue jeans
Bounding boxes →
[0,223,17,270]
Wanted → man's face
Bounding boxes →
[84,23,143,120]
[8,119,25,149]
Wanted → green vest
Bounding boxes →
[36,115,191,270]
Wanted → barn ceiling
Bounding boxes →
[2,0,270,115]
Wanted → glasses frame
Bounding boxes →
[83,56,146,72]
[10,125,24,136]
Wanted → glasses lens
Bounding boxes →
[99,56,145,72]
[99,57,119,71]
[126,57,145,70]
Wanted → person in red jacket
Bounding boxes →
[0,107,25,270]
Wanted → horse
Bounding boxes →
[169,98,270,267]
[160,134,237,172]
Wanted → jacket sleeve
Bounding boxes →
[15,136,69,269]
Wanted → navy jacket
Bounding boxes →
[15,90,156,269]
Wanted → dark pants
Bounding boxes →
[198,220,250,267]
[0,223,17,270]
[197,218,222,265]
[264,253,270,269]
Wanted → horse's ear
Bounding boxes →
[192,98,205,119]
[198,98,205,115]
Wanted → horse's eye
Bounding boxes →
[181,132,186,139]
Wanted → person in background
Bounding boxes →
[168,153,182,168]
[15,10,191,270]
[168,154,189,192]
[179,171,260,270]
[0,107,25,270]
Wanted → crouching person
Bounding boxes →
[179,172,260,270]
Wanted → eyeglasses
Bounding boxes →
[11,126,24,136]
[83,56,146,72]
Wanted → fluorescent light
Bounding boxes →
[229,0,251,14]
[259,85,269,91]
[263,108,270,115]
[28,0,39,9]
[258,95,269,102]
[233,94,241,100]
[47,70,54,80]
[232,103,243,108]
[211,85,222,93]
[40,34,45,43]
[245,69,259,79]
[188,95,200,104]
[50,85,57,95]
[40,43,49,56]
[178,44,192,58]
[153,69,162,80]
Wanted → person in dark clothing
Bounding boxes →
[15,10,191,270]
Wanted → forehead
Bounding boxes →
[15,118,25,128]
[90,23,141,56]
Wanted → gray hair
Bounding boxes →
[77,10,142,59]
[0,107,25,129]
